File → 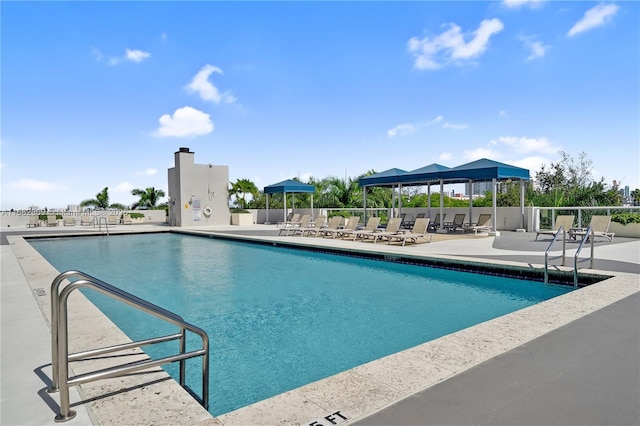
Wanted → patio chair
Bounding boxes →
[444,214,465,232]
[386,218,432,246]
[428,213,445,232]
[63,217,76,226]
[27,216,40,227]
[330,216,360,239]
[279,215,310,235]
[463,214,492,234]
[569,215,615,242]
[359,217,402,243]
[277,213,300,228]
[535,215,574,241]
[108,215,118,226]
[296,215,327,237]
[342,217,380,240]
[47,215,58,227]
[317,216,345,238]
[122,213,133,225]
[80,216,94,226]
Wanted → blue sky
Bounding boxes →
[2,1,638,210]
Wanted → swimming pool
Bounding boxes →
[31,233,572,415]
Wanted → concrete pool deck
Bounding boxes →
[1,223,638,425]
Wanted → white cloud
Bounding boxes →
[113,182,134,193]
[126,49,151,62]
[568,4,619,37]
[493,136,558,154]
[518,35,551,61]
[409,18,504,70]
[463,148,500,161]
[387,123,415,138]
[439,152,453,161]
[443,121,468,130]
[186,64,236,104]
[499,110,508,117]
[161,32,168,41]
[136,168,158,176]
[154,106,214,138]
[510,156,551,175]
[93,47,151,65]
[502,0,546,9]
[8,179,66,191]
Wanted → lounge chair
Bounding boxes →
[342,217,381,240]
[293,214,327,237]
[122,214,133,225]
[317,216,344,238]
[329,216,360,239]
[569,215,615,242]
[277,213,301,228]
[404,213,425,229]
[428,213,445,232]
[325,216,364,238]
[357,217,402,243]
[27,216,40,227]
[444,214,465,232]
[108,215,118,226]
[80,216,94,226]
[294,215,327,237]
[47,215,58,227]
[463,214,492,234]
[386,218,432,246]
[63,217,76,226]
[535,215,574,241]
[279,215,310,235]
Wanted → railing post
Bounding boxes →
[55,286,77,422]
[561,228,566,266]
[179,328,186,386]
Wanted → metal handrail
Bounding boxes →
[543,226,567,284]
[48,271,209,422]
[96,216,109,236]
[574,226,595,288]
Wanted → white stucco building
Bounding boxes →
[167,148,229,226]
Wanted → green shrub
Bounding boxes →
[129,213,145,219]
[230,208,250,213]
[611,212,640,225]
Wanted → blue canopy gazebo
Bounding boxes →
[359,159,530,231]
[263,179,316,224]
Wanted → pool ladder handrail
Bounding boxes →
[543,226,567,285]
[544,226,595,288]
[48,270,209,422]
[96,216,109,236]
[573,226,595,288]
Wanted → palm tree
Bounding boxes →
[80,187,126,210]
[230,179,259,209]
[131,187,166,209]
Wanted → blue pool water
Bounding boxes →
[31,233,571,415]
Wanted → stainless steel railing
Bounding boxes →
[544,226,567,284]
[573,227,595,288]
[48,271,209,422]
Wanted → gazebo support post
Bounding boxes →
[438,179,445,233]
[492,178,499,235]
[468,179,473,226]
[519,180,526,231]
[266,193,269,224]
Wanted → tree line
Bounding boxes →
[230,152,635,210]
[80,152,636,211]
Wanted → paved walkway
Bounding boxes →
[1,224,638,425]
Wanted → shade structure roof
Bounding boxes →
[357,168,408,187]
[359,159,530,187]
[263,179,315,194]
